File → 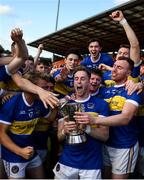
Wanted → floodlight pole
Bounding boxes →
[52,0,61,62]
[55,0,61,31]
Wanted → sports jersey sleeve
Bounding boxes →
[103,54,114,67]
[98,100,110,117]
[80,57,88,66]
[52,69,61,79]
[99,53,114,67]
[0,95,18,124]
[126,91,142,106]
[0,111,10,125]
[37,100,50,117]
[131,62,141,78]
[0,65,11,82]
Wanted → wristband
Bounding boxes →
[120,18,127,25]
[0,89,5,96]
[61,129,65,136]
[85,125,91,134]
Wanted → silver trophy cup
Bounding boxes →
[60,102,87,145]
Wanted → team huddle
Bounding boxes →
[0,10,144,179]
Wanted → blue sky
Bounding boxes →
[0,0,130,58]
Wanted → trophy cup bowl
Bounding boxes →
[66,129,87,145]
[60,102,87,145]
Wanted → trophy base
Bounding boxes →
[66,131,87,145]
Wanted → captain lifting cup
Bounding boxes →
[60,101,87,145]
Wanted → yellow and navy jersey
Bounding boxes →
[32,112,52,150]
[53,68,74,96]
[131,61,141,78]
[0,65,11,89]
[135,93,144,147]
[32,107,58,150]
[102,68,139,87]
[102,70,115,87]
[0,92,49,163]
[6,79,21,92]
[54,83,73,97]
[5,70,23,92]
[80,53,114,69]
[101,85,142,148]
[59,95,110,170]
[0,65,21,92]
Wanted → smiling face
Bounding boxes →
[116,47,130,61]
[24,60,34,72]
[90,73,102,93]
[74,70,90,100]
[65,53,79,71]
[88,41,102,60]
[35,63,48,73]
[112,60,131,84]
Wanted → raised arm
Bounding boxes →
[75,101,138,127]
[52,66,69,82]
[7,28,28,74]
[12,73,59,108]
[110,10,140,64]
[0,56,13,65]
[34,44,43,66]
